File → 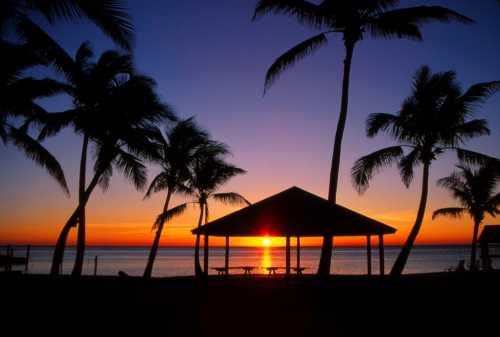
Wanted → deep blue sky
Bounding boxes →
[1,0,499,245]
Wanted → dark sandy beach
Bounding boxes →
[2,272,498,336]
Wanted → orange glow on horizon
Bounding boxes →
[0,181,496,248]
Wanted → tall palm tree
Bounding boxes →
[351,66,499,276]
[188,155,249,277]
[33,41,176,275]
[253,0,473,277]
[1,0,133,50]
[433,163,500,271]
[142,118,211,278]
[0,40,69,194]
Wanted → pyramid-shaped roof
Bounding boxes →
[192,186,396,237]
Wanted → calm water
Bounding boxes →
[4,245,499,276]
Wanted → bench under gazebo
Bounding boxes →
[192,186,396,277]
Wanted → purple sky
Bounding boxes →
[1,0,499,246]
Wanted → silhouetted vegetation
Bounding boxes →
[433,162,500,271]
[253,0,473,277]
[142,118,211,278]
[38,42,175,275]
[352,66,500,275]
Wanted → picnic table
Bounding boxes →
[211,266,255,276]
[265,266,308,276]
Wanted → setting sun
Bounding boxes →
[262,238,271,247]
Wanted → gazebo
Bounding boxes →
[192,186,397,276]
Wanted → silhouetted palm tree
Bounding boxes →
[0,40,69,193]
[433,163,500,271]
[188,156,249,277]
[351,66,499,276]
[142,118,211,278]
[253,0,473,277]
[37,42,176,275]
[1,0,133,49]
[151,145,249,278]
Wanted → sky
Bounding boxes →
[1,0,499,247]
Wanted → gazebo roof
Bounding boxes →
[192,186,396,237]
[479,225,500,243]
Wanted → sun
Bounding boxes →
[262,238,271,247]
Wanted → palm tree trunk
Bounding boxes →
[50,166,103,275]
[143,189,172,278]
[317,41,355,277]
[470,218,481,272]
[203,203,209,277]
[194,202,204,277]
[72,134,89,276]
[390,162,431,276]
[50,208,79,275]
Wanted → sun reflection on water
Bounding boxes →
[261,246,272,270]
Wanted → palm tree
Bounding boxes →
[152,144,249,277]
[1,0,133,50]
[351,66,499,276]
[0,40,69,194]
[188,155,249,277]
[253,0,473,277]
[433,163,500,271]
[33,41,176,275]
[142,118,211,278]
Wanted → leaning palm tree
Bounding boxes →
[40,61,176,276]
[1,0,133,50]
[153,145,249,277]
[253,0,473,277]
[142,118,211,278]
[27,40,132,275]
[0,40,69,194]
[433,163,500,271]
[351,66,500,276]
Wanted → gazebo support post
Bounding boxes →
[296,237,301,271]
[367,235,372,276]
[204,235,209,276]
[379,234,385,276]
[225,236,229,276]
[286,236,291,277]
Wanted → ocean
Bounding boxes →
[4,245,499,276]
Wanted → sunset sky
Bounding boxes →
[1,0,499,247]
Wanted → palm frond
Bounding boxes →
[35,110,78,141]
[369,6,473,40]
[16,16,77,80]
[143,172,169,199]
[97,164,113,192]
[397,147,420,187]
[153,203,188,230]
[460,81,500,108]
[351,146,404,193]
[27,0,134,50]
[456,148,499,167]
[253,0,328,28]
[212,192,251,206]
[366,112,399,138]
[376,6,474,26]
[114,149,147,191]
[432,207,466,220]
[8,125,69,195]
[442,119,490,147]
[264,33,328,93]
